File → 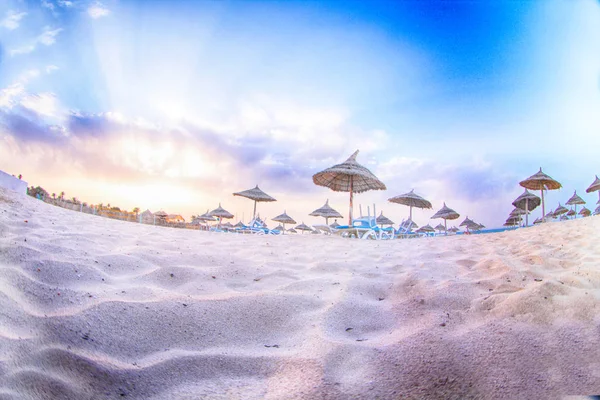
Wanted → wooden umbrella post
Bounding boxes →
[541,189,545,222]
[525,198,529,227]
[349,176,354,226]
[253,201,257,220]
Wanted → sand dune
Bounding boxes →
[1,187,600,399]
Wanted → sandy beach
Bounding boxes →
[1,187,600,399]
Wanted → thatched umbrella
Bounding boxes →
[594,204,600,216]
[295,222,313,234]
[431,202,460,235]
[553,203,568,218]
[388,189,432,221]
[459,216,478,233]
[309,199,343,226]
[586,175,600,203]
[512,189,541,227]
[272,211,296,234]
[504,217,520,227]
[566,209,576,218]
[579,207,591,217]
[288,228,298,234]
[448,226,460,233]
[234,221,245,228]
[519,168,561,221]
[375,212,394,228]
[416,224,435,234]
[208,203,234,227]
[434,223,446,234]
[233,185,276,221]
[313,150,386,225]
[330,220,341,229]
[565,190,586,218]
[274,224,284,232]
[533,217,543,225]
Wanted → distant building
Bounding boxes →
[140,209,154,224]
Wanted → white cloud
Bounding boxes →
[88,2,110,19]
[46,65,59,74]
[38,26,63,45]
[9,26,63,57]
[0,84,26,108]
[0,11,27,30]
[20,93,61,117]
[57,0,75,6]
[41,0,55,11]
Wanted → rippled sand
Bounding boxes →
[1,187,599,399]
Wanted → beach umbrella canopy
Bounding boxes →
[309,199,343,226]
[553,203,568,217]
[519,168,562,220]
[566,191,585,206]
[566,190,586,218]
[376,212,394,226]
[504,218,519,227]
[295,222,313,234]
[233,185,276,220]
[594,205,600,215]
[274,224,284,231]
[154,210,168,217]
[533,217,542,224]
[313,150,386,225]
[416,224,435,233]
[434,223,446,233]
[272,211,296,224]
[459,216,479,232]
[330,221,341,228]
[448,226,459,232]
[208,203,234,226]
[287,228,298,233]
[234,221,245,228]
[272,211,296,234]
[586,175,600,194]
[388,189,432,221]
[567,209,576,217]
[431,202,460,234]
[512,189,541,227]
[197,210,216,222]
[579,207,591,217]
[222,222,233,228]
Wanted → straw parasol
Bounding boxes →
[274,224,284,231]
[504,217,520,227]
[459,216,478,233]
[533,217,542,225]
[287,228,298,234]
[594,204,600,216]
[295,222,313,234]
[330,220,341,228]
[376,212,394,227]
[431,202,460,235]
[448,226,460,233]
[416,224,435,234]
[519,168,562,221]
[309,199,343,226]
[208,203,234,227]
[399,218,418,232]
[388,189,432,221]
[233,185,276,221]
[272,211,296,233]
[313,150,386,225]
[433,223,445,233]
[586,175,600,203]
[512,189,541,227]
[579,207,591,217]
[553,203,568,217]
[565,190,586,218]
[234,221,245,228]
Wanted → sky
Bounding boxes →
[1,0,599,229]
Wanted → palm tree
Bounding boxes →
[60,191,65,200]
[52,193,56,200]
[72,197,78,204]
[132,207,140,219]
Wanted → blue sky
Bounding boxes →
[1,0,599,228]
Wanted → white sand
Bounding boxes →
[1,187,600,399]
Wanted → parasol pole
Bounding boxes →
[253,200,257,220]
[349,176,354,225]
[444,218,447,235]
[409,205,413,221]
[540,188,545,222]
[574,204,577,219]
[525,198,529,227]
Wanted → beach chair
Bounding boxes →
[335,216,393,240]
